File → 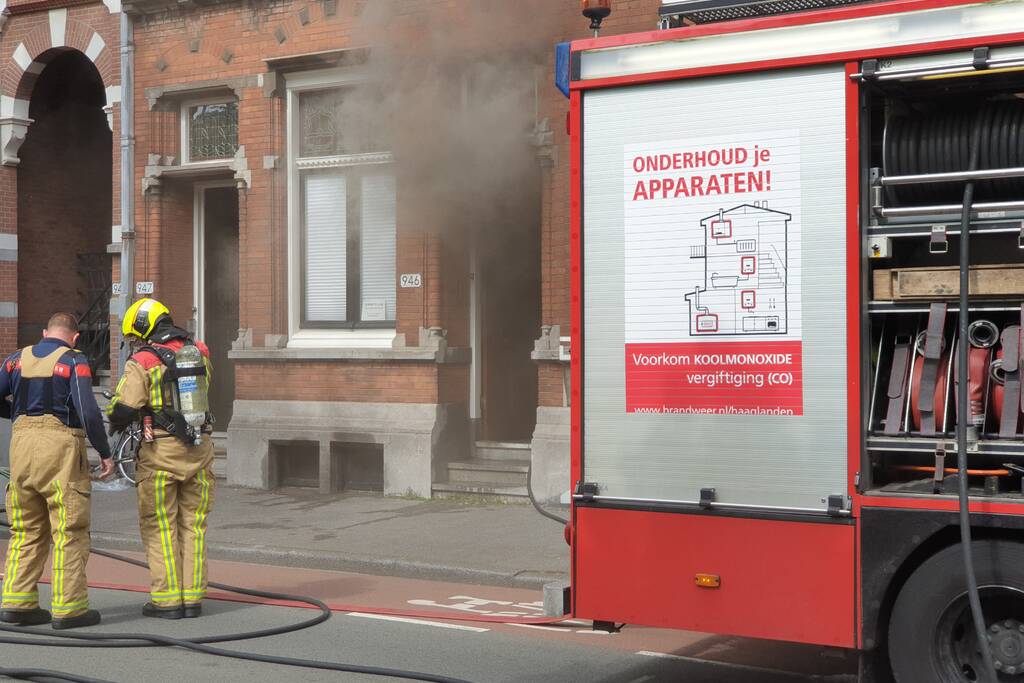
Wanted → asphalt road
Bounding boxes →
[0,554,858,683]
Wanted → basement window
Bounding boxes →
[182,98,239,163]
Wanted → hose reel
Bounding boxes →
[884,101,1024,206]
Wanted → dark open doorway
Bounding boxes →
[18,50,112,376]
[198,185,239,430]
[479,183,542,443]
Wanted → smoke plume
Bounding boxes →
[340,0,562,236]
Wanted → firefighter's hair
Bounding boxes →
[46,312,79,334]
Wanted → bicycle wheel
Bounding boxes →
[114,426,141,485]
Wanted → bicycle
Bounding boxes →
[102,390,141,485]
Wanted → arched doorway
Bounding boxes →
[17,49,112,374]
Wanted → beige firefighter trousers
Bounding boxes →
[136,434,215,608]
[2,416,92,617]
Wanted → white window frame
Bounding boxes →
[180,95,240,165]
[285,67,397,349]
[193,179,238,341]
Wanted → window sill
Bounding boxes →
[228,346,470,364]
[287,328,396,349]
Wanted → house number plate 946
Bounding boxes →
[400,274,422,288]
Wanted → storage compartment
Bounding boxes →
[861,58,1024,498]
[573,506,856,647]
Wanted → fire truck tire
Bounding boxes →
[888,539,1024,683]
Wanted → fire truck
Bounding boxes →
[559,1,1024,680]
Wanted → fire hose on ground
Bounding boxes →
[0,474,572,683]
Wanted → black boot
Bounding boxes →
[142,602,183,620]
[0,608,51,626]
[183,604,202,619]
[52,609,101,630]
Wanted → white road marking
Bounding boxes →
[507,623,569,633]
[636,651,688,660]
[346,612,490,633]
[635,650,811,678]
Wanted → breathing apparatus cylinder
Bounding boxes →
[172,344,209,444]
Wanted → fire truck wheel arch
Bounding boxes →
[860,509,1024,661]
[887,539,1024,681]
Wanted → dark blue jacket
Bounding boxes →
[0,338,111,459]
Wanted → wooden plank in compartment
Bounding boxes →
[873,264,1024,301]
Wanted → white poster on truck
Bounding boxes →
[624,131,803,415]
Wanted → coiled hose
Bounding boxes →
[885,101,1024,205]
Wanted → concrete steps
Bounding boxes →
[432,441,532,501]
[474,441,531,461]
[432,481,529,502]
[448,458,529,486]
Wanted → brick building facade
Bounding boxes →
[0,0,662,499]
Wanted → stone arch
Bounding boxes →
[15,49,114,369]
[2,13,118,166]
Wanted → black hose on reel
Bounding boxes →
[884,101,1024,205]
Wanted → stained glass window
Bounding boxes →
[188,102,239,162]
[300,90,344,157]
[299,88,380,158]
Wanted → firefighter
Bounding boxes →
[106,298,214,620]
[0,312,115,629]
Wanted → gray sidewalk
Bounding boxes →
[84,484,570,588]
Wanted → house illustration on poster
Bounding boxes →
[684,202,791,336]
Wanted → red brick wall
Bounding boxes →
[236,362,439,404]
[537,364,566,408]
[438,365,469,405]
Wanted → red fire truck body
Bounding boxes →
[565,1,1024,679]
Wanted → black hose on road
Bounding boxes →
[0,507,476,683]
[0,668,115,683]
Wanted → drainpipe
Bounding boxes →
[117,8,135,374]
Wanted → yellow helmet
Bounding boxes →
[122,298,170,340]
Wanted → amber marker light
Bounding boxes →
[695,574,721,588]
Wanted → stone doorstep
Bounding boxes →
[431,481,530,501]
[474,440,532,461]
[448,459,529,486]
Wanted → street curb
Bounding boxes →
[89,532,569,591]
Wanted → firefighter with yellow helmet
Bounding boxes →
[107,298,215,619]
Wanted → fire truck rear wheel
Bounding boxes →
[888,540,1024,683]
